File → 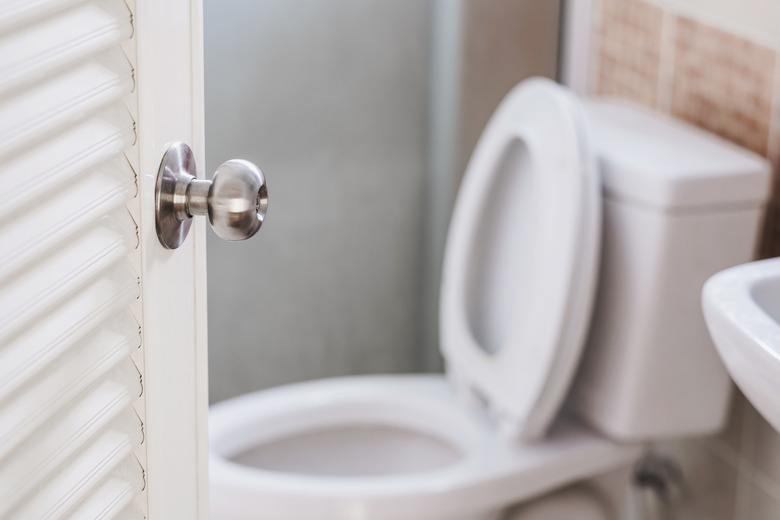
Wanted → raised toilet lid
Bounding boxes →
[440,78,601,442]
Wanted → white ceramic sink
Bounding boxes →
[703,258,780,434]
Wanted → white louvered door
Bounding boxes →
[0,1,209,519]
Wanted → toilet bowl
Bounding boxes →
[209,78,771,520]
[210,375,639,520]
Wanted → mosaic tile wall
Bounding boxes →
[588,1,780,518]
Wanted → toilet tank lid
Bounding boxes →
[586,100,771,209]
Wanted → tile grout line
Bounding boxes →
[703,437,741,470]
[750,466,780,505]
[766,50,780,168]
[655,6,677,113]
[762,49,780,257]
[587,0,604,96]
[734,403,760,519]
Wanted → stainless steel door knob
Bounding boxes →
[155,142,268,249]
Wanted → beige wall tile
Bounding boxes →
[747,481,780,520]
[655,439,737,520]
[752,415,780,490]
[670,15,776,156]
[771,61,780,165]
[759,199,780,259]
[719,390,759,458]
[587,466,634,518]
[763,60,780,256]
[595,0,664,107]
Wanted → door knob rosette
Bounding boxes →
[155,142,268,249]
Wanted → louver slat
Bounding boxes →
[0,50,134,159]
[0,107,136,222]
[12,431,143,519]
[0,0,145,518]
[0,0,87,34]
[0,332,141,459]
[0,383,135,504]
[0,275,139,402]
[0,217,137,341]
[68,478,139,520]
[0,159,136,281]
[0,0,132,95]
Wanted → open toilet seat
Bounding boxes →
[209,375,641,520]
[440,78,601,442]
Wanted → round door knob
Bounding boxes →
[155,142,268,249]
[206,160,268,241]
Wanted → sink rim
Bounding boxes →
[703,257,780,434]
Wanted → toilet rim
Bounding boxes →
[208,375,643,515]
[209,375,498,494]
[209,375,487,465]
[439,78,600,441]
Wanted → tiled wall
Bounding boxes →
[588,0,780,518]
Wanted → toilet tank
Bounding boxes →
[569,101,771,441]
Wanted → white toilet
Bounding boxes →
[209,78,771,520]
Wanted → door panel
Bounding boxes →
[0,0,145,517]
[0,0,208,518]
